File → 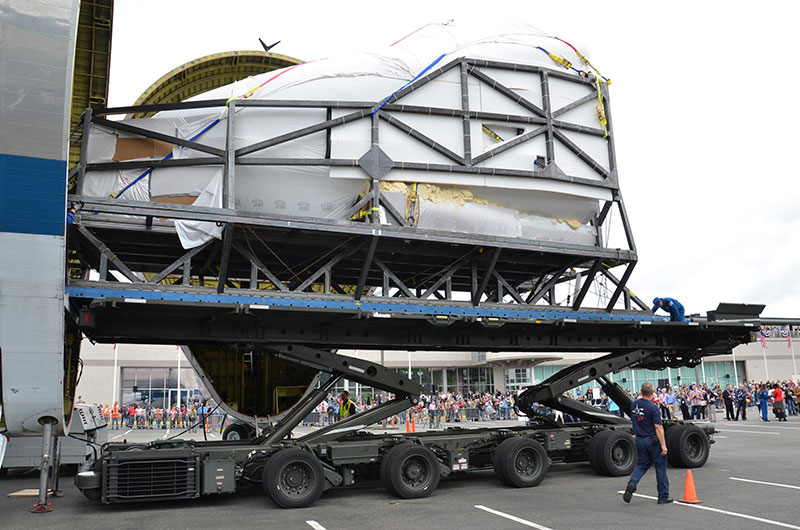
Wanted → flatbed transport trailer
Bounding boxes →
[75,319,754,508]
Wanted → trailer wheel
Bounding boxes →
[588,430,636,476]
[667,425,709,468]
[262,449,325,508]
[665,426,682,467]
[223,423,252,441]
[382,444,440,499]
[494,437,549,488]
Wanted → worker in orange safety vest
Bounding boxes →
[111,402,121,430]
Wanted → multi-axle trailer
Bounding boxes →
[75,319,753,508]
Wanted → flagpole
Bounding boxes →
[112,343,119,403]
[762,344,770,381]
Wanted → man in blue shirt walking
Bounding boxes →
[623,381,672,504]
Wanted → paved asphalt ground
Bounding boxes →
[3,415,799,530]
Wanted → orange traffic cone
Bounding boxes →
[406,418,411,432]
[679,470,703,504]
[411,419,416,432]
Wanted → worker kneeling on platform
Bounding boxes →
[652,297,685,322]
[623,382,672,504]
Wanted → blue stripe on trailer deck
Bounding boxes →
[66,286,668,322]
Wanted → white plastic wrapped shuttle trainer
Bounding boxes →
[84,19,615,250]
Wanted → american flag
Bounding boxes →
[760,329,769,349]
[779,328,792,348]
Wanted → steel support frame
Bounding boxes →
[70,55,639,313]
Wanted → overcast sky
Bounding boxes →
[109,0,799,318]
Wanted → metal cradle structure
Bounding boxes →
[68,56,644,321]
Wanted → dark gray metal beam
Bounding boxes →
[472,247,501,306]
[378,192,408,227]
[493,271,525,305]
[552,128,610,180]
[216,224,234,294]
[378,112,465,165]
[467,66,546,118]
[149,240,213,285]
[236,109,371,157]
[541,71,556,164]
[471,126,547,165]
[71,195,636,260]
[93,117,224,157]
[605,263,636,313]
[223,101,236,210]
[460,60,472,167]
[231,241,289,292]
[602,268,648,311]
[293,244,364,292]
[529,267,569,305]
[571,258,602,310]
[354,236,379,301]
[76,224,142,283]
[551,91,598,119]
[374,257,415,298]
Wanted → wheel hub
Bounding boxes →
[402,457,428,488]
[516,450,537,476]
[281,463,310,495]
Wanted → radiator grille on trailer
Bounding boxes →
[104,457,199,502]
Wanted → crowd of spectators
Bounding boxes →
[565,379,799,423]
[93,378,798,431]
[311,378,799,426]
[95,400,216,430]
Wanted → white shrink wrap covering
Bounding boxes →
[84,19,614,249]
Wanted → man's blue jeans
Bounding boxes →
[628,436,669,498]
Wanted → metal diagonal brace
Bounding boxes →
[374,257,415,298]
[293,243,365,292]
[472,248,501,306]
[148,239,213,284]
[571,258,603,310]
[378,192,408,227]
[92,117,224,157]
[552,128,610,179]
[420,255,471,299]
[467,66,546,118]
[354,236,379,301]
[231,241,289,292]
[299,397,416,444]
[236,109,371,157]
[76,224,143,283]
[528,267,569,305]
[492,271,525,305]
[216,224,234,294]
[377,112,465,165]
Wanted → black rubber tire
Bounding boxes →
[222,423,252,441]
[665,426,682,467]
[262,449,325,508]
[381,444,440,499]
[586,430,610,473]
[669,425,710,468]
[493,437,549,488]
[588,430,636,477]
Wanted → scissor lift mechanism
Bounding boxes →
[75,313,753,508]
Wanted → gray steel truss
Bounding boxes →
[68,57,642,315]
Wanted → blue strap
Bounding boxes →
[372,54,447,115]
[113,118,221,199]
